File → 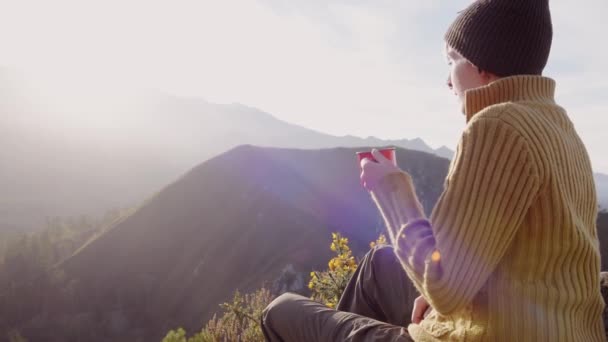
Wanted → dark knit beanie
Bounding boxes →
[445,0,553,77]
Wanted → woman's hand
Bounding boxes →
[359,149,402,191]
[411,295,433,324]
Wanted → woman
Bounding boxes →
[261,0,605,340]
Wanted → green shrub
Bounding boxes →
[162,232,386,341]
[162,287,273,342]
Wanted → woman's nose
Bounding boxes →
[446,76,453,90]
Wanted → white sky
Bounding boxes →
[1,0,607,172]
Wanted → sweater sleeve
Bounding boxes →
[369,116,541,315]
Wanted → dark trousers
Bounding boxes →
[261,245,418,341]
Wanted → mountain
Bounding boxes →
[0,69,451,233]
[596,173,608,209]
[11,145,449,342]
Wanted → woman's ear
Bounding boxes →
[479,69,499,84]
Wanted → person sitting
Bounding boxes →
[261,0,606,341]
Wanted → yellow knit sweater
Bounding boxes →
[370,75,606,341]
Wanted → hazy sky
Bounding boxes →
[1,0,607,172]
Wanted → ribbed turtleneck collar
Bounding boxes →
[464,75,556,122]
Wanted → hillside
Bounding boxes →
[4,145,447,342]
[598,210,608,270]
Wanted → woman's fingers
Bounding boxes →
[359,156,375,170]
[424,306,433,318]
[360,157,381,190]
[360,149,402,192]
[411,296,430,324]
[371,149,389,164]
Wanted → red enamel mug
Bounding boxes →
[356,147,397,168]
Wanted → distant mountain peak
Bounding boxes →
[435,145,455,160]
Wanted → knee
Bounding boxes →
[262,292,301,328]
[369,244,398,268]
